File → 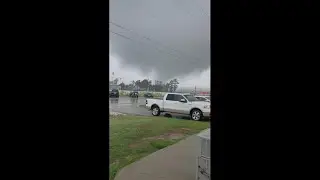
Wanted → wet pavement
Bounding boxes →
[109,97,192,119]
[109,97,151,116]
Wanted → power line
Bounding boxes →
[110,30,177,58]
[110,30,201,64]
[110,21,187,59]
[110,21,203,63]
[109,30,131,40]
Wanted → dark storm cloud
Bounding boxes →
[110,0,210,81]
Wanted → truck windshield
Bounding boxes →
[184,95,198,101]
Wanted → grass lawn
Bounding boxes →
[109,115,209,180]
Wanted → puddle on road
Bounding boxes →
[109,97,146,105]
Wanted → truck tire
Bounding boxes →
[191,109,203,121]
[151,105,160,116]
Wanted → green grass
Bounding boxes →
[109,115,209,180]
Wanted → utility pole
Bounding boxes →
[147,78,149,92]
[111,72,115,84]
[118,78,122,90]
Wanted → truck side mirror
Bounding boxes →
[180,99,186,103]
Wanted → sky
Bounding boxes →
[110,55,210,88]
[110,0,210,88]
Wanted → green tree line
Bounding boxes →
[111,78,179,92]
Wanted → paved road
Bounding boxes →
[109,97,192,119]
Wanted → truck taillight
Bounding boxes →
[146,100,148,104]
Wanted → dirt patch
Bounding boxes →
[180,128,191,132]
[130,128,192,146]
[110,112,126,116]
[143,128,191,140]
[167,128,191,134]
[128,141,147,148]
[110,159,119,165]
[144,133,184,140]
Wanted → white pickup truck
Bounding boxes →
[145,93,210,121]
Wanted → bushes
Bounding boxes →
[119,91,127,96]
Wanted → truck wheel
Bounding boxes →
[191,109,203,121]
[151,105,160,116]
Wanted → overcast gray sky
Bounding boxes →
[110,0,210,88]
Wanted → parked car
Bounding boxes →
[109,89,119,98]
[129,91,139,98]
[144,92,153,98]
[194,95,210,102]
[145,93,210,121]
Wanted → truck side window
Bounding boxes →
[166,94,175,101]
[174,95,185,101]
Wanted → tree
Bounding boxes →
[135,80,141,89]
[119,82,125,90]
[168,78,179,92]
[172,78,179,92]
[148,80,152,91]
[113,78,119,85]
[129,80,135,88]
[165,82,171,92]
[140,79,149,89]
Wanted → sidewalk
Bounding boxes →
[114,135,200,180]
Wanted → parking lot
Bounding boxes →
[109,97,192,119]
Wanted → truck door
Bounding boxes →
[174,94,191,114]
[164,94,175,112]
